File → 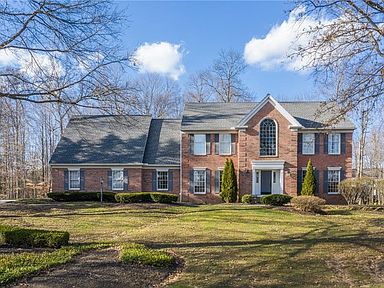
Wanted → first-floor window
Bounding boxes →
[327,169,340,194]
[194,170,206,194]
[217,170,223,193]
[69,170,80,190]
[112,170,124,190]
[157,171,168,190]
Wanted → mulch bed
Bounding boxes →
[10,248,179,288]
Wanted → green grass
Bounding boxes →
[120,243,175,267]
[0,202,383,287]
[0,243,109,285]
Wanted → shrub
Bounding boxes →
[301,159,316,196]
[291,196,326,213]
[120,243,175,267]
[339,178,375,205]
[0,225,69,248]
[220,159,238,203]
[115,192,152,203]
[150,192,178,203]
[241,194,253,204]
[47,192,116,202]
[260,194,292,206]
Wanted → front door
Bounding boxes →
[261,170,272,195]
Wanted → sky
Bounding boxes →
[117,1,322,102]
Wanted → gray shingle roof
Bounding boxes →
[50,115,181,165]
[182,102,355,131]
[143,119,181,165]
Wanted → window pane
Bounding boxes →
[194,170,206,193]
[328,134,340,154]
[219,170,223,192]
[302,134,315,154]
[157,171,168,190]
[194,134,206,155]
[327,170,340,193]
[112,170,123,190]
[219,134,231,155]
[260,119,276,156]
[69,170,80,189]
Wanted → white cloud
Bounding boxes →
[133,42,185,80]
[244,7,327,71]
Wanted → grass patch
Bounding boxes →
[120,243,175,267]
[0,243,109,285]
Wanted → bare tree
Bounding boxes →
[0,0,129,107]
[184,73,213,103]
[293,0,383,117]
[128,74,182,118]
[200,50,250,102]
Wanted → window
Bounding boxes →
[260,119,277,156]
[157,171,168,191]
[302,133,315,154]
[112,170,124,190]
[194,134,206,155]
[328,133,341,154]
[327,169,340,194]
[256,171,260,184]
[273,171,277,184]
[194,170,206,194]
[69,170,80,190]
[219,134,231,155]
[217,170,223,193]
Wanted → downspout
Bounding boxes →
[179,130,183,203]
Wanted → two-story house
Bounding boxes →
[50,95,354,204]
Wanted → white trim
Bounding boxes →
[193,134,207,156]
[193,168,207,195]
[328,167,342,170]
[111,168,123,171]
[179,130,183,202]
[302,133,315,155]
[328,133,341,155]
[251,160,285,170]
[219,133,232,155]
[50,164,180,169]
[111,169,124,191]
[327,168,341,194]
[237,94,303,128]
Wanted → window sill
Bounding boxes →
[194,192,207,195]
[69,188,80,191]
[328,152,341,155]
[112,188,124,191]
[302,152,315,155]
[157,188,168,191]
[327,192,340,195]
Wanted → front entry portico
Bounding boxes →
[252,160,285,196]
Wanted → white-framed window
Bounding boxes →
[327,168,341,194]
[194,134,206,155]
[301,167,316,183]
[157,170,168,191]
[256,171,260,184]
[217,169,223,193]
[260,119,277,156]
[69,169,80,190]
[194,169,206,194]
[302,133,315,155]
[219,134,231,155]
[273,171,277,184]
[112,169,124,190]
[328,133,341,155]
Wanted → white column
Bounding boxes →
[279,169,284,194]
[252,169,256,195]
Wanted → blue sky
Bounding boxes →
[117,1,319,101]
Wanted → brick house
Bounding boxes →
[50,95,354,204]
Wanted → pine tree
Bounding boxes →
[221,159,238,203]
[301,159,316,196]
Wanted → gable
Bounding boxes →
[237,95,303,129]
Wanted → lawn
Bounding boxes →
[0,201,383,287]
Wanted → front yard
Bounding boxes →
[0,202,383,287]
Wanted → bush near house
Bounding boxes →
[47,192,116,202]
[339,177,382,205]
[221,159,238,203]
[119,243,176,267]
[301,159,316,196]
[241,194,253,204]
[0,225,69,248]
[260,194,292,206]
[291,196,326,213]
[115,192,178,204]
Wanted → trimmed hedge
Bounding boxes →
[120,243,176,267]
[260,194,292,206]
[241,194,253,204]
[47,192,116,202]
[115,192,178,204]
[0,225,69,248]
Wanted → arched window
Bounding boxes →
[260,119,277,156]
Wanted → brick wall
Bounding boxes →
[51,167,180,195]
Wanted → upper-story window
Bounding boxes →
[194,134,206,155]
[302,133,315,155]
[260,119,277,156]
[328,133,341,155]
[219,134,231,155]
